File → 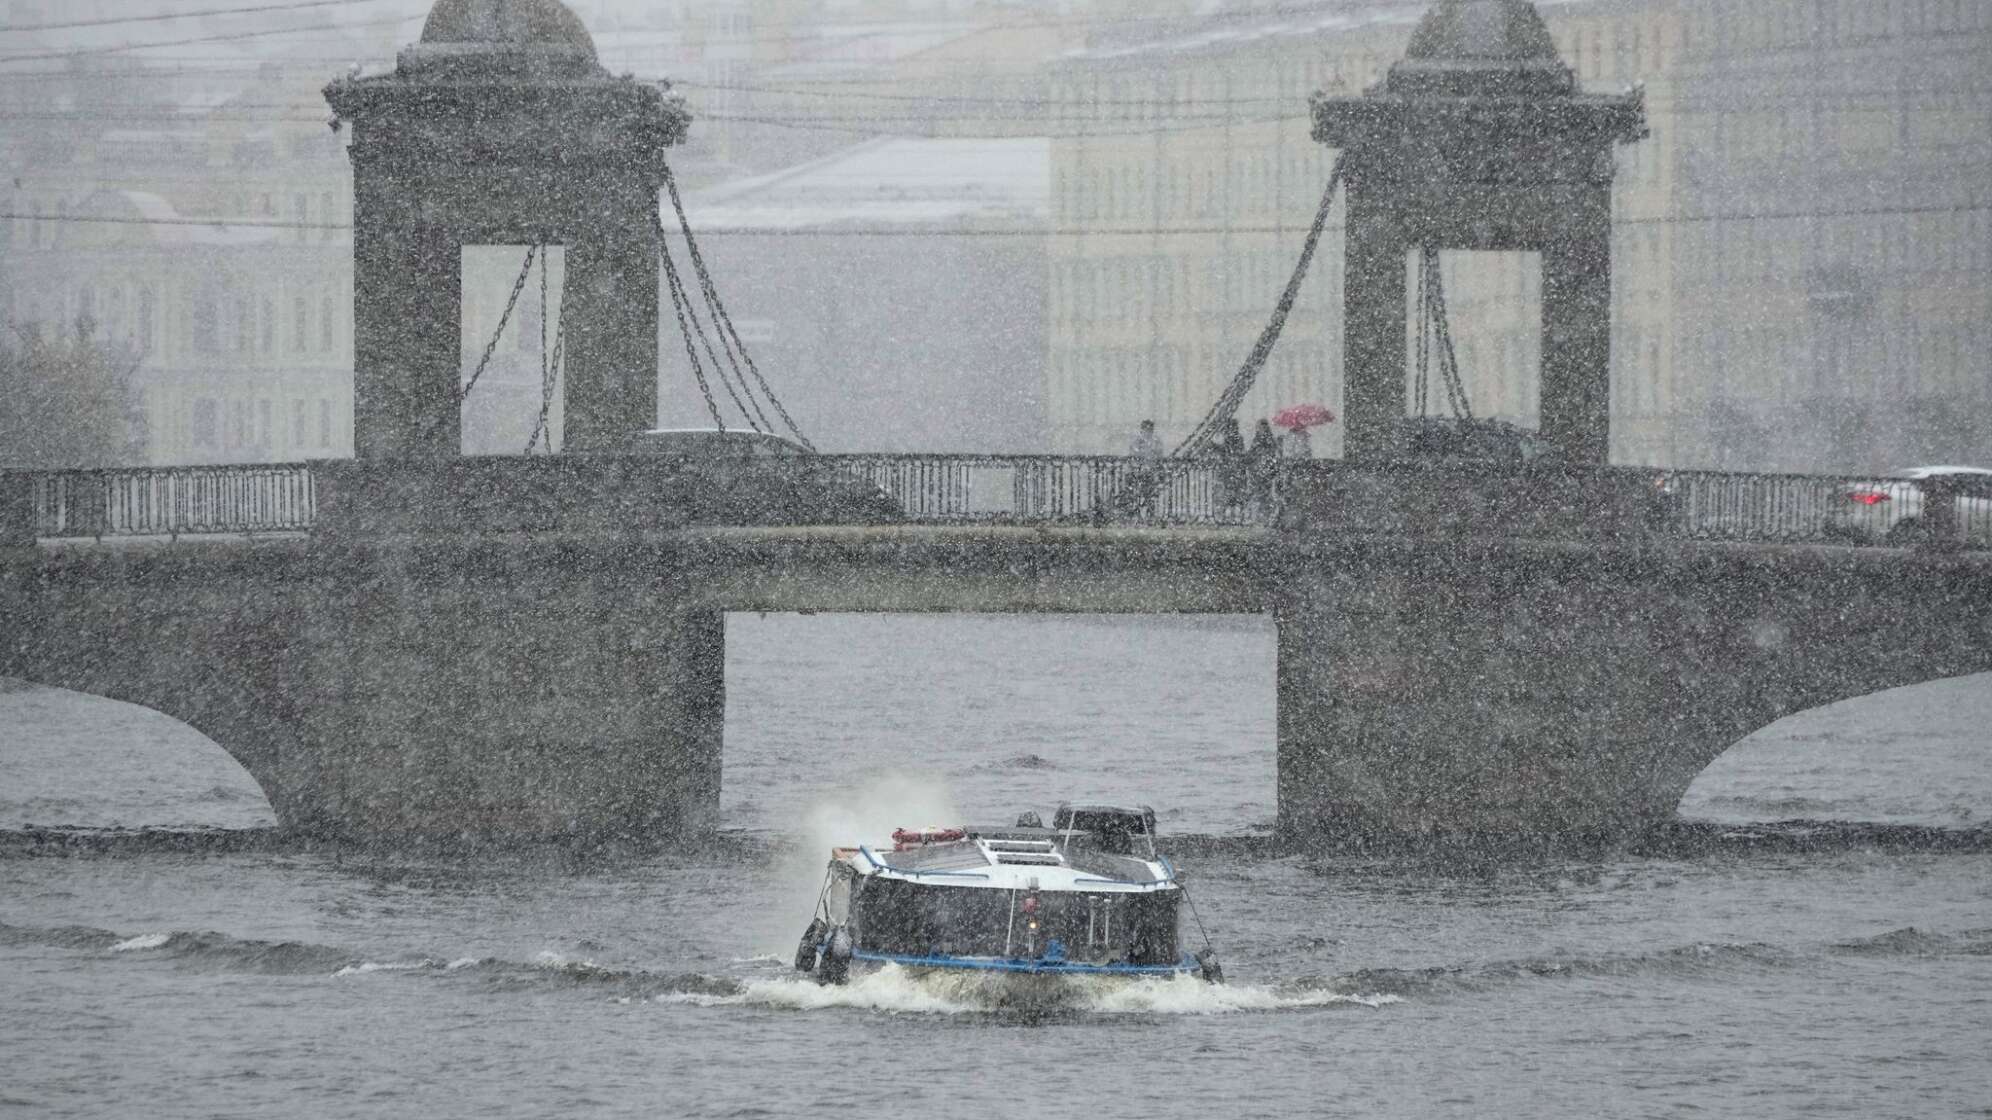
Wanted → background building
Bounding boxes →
[674,136,1048,451]
[3,0,1986,470]
[1045,0,1991,472]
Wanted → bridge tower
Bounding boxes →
[325,0,690,459]
[1314,0,1646,463]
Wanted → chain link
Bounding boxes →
[661,158,816,452]
[1170,155,1343,458]
[654,216,730,432]
[405,244,537,454]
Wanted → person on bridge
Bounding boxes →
[1249,419,1280,513]
[1282,425,1314,460]
[1215,419,1247,513]
[1126,420,1164,517]
[1130,419,1163,460]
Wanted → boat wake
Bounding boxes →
[657,963,1397,1016]
[14,919,1985,1016]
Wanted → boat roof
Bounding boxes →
[838,836,1177,894]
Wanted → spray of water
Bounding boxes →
[758,773,962,958]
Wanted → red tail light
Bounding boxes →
[1848,490,1890,505]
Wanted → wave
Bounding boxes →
[973,753,1060,772]
[654,963,1396,1016]
[1830,927,1992,958]
[1320,939,1800,999]
[9,919,1988,1016]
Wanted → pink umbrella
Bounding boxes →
[1272,403,1336,431]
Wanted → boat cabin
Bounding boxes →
[818,817,1185,971]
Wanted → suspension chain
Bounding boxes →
[661,158,816,452]
[405,244,537,453]
[457,244,537,408]
[526,246,564,453]
[1414,247,1432,417]
[1423,250,1473,421]
[654,216,730,433]
[663,220,765,434]
[1170,154,1344,458]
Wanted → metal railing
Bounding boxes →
[8,457,1986,549]
[1653,468,1992,547]
[28,464,316,539]
[825,455,1259,526]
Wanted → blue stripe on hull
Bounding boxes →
[851,949,1198,977]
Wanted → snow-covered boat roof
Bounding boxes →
[840,836,1177,895]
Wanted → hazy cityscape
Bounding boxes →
[3,3,1990,1118]
[4,0,1986,469]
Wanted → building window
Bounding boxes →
[321,293,336,353]
[294,296,308,353]
[256,399,272,449]
[138,289,156,354]
[260,297,275,354]
[193,292,218,354]
[318,398,332,448]
[292,399,306,450]
[191,398,218,449]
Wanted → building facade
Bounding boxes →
[1046,0,1991,472]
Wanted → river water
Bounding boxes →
[3,614,1989,1119]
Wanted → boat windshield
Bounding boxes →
[856,879,1180,965]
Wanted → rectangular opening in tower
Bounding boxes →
[1402,249,1543,429]
[460,244,567,456]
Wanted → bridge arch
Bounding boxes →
[0,679,278,830]
[1677,671,1992,827]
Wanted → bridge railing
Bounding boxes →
[7,457,1985,548]
[24,464,316,539]
[1651,468,1992,546]
[822,454,1254,525]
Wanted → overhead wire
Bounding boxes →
[0,13,424,67]
[5,200,1987,238]
[0,0,409,34]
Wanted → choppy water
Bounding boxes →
[4,614,1990,1119]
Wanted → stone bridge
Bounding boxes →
[2,459,1987,846]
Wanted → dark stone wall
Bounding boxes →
[1272,538,1992,843]
[3,497,1988,845]
[1,536,724,843]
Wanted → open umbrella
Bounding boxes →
[1272,403,1336,430]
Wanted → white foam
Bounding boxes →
[532,950,598,970]
[445,957,479,971]
[1084,975,1401,1014]
[653,962,1399,1016]
[111,933,170,952]
[332,959,433,977]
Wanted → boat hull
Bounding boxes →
[849,949,1203,980]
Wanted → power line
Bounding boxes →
[0,13,423,67]
[4,200,1985,238]
[0,0,408,34]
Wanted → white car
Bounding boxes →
[1828,466,1992,546]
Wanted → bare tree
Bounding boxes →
[0,318,149,468]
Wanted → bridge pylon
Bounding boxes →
[325,0,691,459]
[1314,0,1647,463]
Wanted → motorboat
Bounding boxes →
[793,803,1222,985]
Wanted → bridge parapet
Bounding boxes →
[5,458,1986,549]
